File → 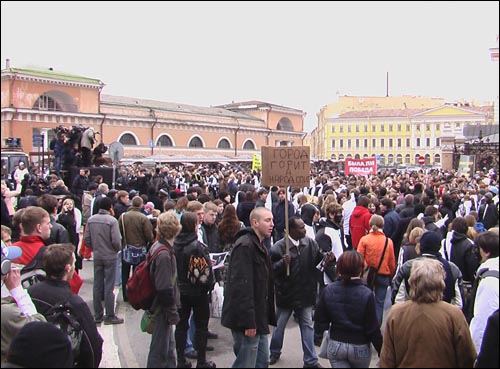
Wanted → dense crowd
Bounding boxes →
[1,159,499,368]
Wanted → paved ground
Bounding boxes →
[79,259,384,368]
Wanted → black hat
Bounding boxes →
[6,321,74,368]
[419,231,442,254]
[87,183,98,191]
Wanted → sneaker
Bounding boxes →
[269,354,280,365]
[185,350,198,360]
[303,363,323,368]
[94,317,103,324]
[104,315,124,325]
[196,360,216,368]
[178,360,192,368]
[207,330,218,339]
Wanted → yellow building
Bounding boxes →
[311,96,494,170]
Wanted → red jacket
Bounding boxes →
[12,235,45,266]
[349,206,372,249]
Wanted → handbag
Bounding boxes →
[362,237,389,290]
[140,310,155,334]
[121,213,147,265]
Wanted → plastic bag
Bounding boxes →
[210,282,224,318]
[140,310,155,334]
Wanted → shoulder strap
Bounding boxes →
[480,269,499,280]
[147,244,170,266]
[376,237,389,272]
[121,213,127,244]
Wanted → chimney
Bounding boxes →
[6,58,11,69]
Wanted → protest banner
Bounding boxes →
[260,146,310,188]
[345,158,377,176]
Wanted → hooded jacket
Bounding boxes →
[349,205,371,249]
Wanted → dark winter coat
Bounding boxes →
[221,228,276,334]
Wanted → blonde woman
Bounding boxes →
[357,214,396,326]
[381,258,476,367]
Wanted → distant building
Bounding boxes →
[1,62,306,168]
[310,95,494,171]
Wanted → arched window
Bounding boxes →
[379,154,386,165]
[243,140,256,150]
[276,117,294,131]
[363,154,369,158]
[217,139,231,149]
[119,133,137,146]
[338,154,345,161]
[157,135,173,147]
[414,154,421,165]
[346,154,352,159]
[355,154,360,159]
[330,154,337,160]
[388,154,394,165]
[396,154,403,164]
[405,154,411,164]
[189,137,204,148]
[434,154,441,164]
[34,95,62,111]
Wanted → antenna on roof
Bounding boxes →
[386,72,389,97]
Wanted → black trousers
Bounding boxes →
[175,293,210,364]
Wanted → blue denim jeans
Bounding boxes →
[270,306,318,366]
[231,330,269,368]
[374,274,391,326]
[185,314,196,354]
[328,340,371,368]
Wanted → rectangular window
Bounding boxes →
[356,125,359,133]
[347,139,352,148]
[381,139,385,148]
[416,138,420,147]
[426,138,430,146]
[426,124,430,131]
[364,138,368,148]
[436,138,440,146]
[340,139,343,148]
[331,139,335,149]
[436,123,440,130]
[397,138,401,148]
[381,125,385,132]
[416,124,420,131]
[339,125,343,133]
[331,125,335,133]
[356,139,360,148]
[389,138,393,147]
[364,125,368,132]
[372,138,376,147]
[389,124,393,132]
[372,125,376,133]
[406,124,410,131]
[397,124,402,132]
[406,138,410,147]
[348,125,352,133]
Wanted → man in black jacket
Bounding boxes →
[221,207,277,368]
[28,243,103,368]
[269,217,323,368]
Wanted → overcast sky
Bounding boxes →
[2,1,498,132]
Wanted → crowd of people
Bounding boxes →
[1,158,499,368]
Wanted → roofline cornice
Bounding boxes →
[1,71,104,89]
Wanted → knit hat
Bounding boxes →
[419,231,443,254]
[6,321,74,368]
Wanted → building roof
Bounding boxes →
[338,108,428,118]
[215,100,304,114]
[100,94,263,121]
[2,67,103,85]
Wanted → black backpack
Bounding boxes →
[20,247,47,289]
[465,268,499,324]
[44,301,83,366]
